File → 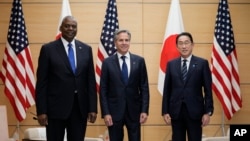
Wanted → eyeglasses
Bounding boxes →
[177,41,192,46]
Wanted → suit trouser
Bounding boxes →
[108,109,141,141]
[171,103,202,141]
[46,95,87,141]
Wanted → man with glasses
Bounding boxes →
[162,32,214,141]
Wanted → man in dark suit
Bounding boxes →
[35,16,97,141]
[99,29,150,141]
[162,32,214,141]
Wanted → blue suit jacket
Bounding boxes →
[100,53,150,121]
[162,55,213,120]
[35,39,97,119]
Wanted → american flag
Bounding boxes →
[0,0,35,122]
[95,0,119,93]
[211,0,241,120]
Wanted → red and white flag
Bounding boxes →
[55,0,72,39]
[158,0,184,95]
[211,0,241,120]
[0,0,35,122]
[95,0,119,93]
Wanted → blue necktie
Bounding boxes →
[182,59,187,81]
[68,43,76,73]
[121,56,128,84]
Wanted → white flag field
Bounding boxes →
[158,0,184,95]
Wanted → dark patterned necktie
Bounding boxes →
[68,43,76,74]
[182,59,187,81]
[121,56,128,84]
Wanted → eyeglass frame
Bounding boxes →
[177,40,192,46]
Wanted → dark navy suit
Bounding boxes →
[162,55,213,141]
[35,38,97,141]
[100,53,149,141]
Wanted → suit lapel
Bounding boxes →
[175,58,183,82]
[115,53,133,85]
[186,56,198,82]
[75,40,84,75]
[128,53,139,84]
[129,54,134,83]
[55,40,73,73]
[176,56,198,84]
[111,54,123,83]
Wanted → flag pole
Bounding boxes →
[221,110,225,136]
[12,121,20,140]
[17,121,20,140]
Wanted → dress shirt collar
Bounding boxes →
[61,37,76,50]
[117,52,130,60]
[181,54,192,62]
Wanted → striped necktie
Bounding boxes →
[182,59,187,81]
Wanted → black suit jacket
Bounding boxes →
[35,39,97,119]
[100,53,149,121]
[162,55,213,120]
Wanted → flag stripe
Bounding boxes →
[211,0,241,120]
[95,46,105,91]
[0,0,35,121]
[95,0,119,93]
[24,48,36,107]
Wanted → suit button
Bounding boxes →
[74,90,78,94]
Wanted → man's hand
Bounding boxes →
[104,115,113,126]
[163,114,171,125]
[202,114,210,126]
[37,114,48,126]
[88,112,97,123]
[140,113,148,124]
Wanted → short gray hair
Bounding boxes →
[114,29,131,41]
